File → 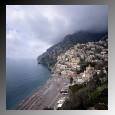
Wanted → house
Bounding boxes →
[77,78,84,84]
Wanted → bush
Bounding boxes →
[69,84,86,94]
[88,84,108,106]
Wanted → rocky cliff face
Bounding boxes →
[37,31,107,70]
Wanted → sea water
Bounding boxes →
[6,58,50,109]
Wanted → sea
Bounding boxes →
[6,58,51,109]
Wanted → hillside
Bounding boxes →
[37,31,108,110]
[51,36,108,109]
[37,31,107,70]
[51,37,108,110]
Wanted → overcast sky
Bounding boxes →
[6,5,108,59]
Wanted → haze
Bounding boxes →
[6,5,108,59]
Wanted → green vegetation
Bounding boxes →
[64,73,108,110]
[88,83,108,106]
[69,83,86,93]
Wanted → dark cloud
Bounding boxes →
[6,5,108,59]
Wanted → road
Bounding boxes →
[16,76,69,110]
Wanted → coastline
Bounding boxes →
[16,75,69,110]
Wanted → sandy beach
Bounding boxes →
[16,76,69,110]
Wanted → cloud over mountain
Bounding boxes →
[6,5,108,59]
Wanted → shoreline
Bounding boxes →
[16,75,69,110]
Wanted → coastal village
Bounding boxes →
[51,38,108,109]
[17,37,108,110]
[52,39,108,83]
[6,5,108,111]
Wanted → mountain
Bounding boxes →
[37,31,108,70]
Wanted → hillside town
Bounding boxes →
[51,38,108,109]
[17,36,108,110]
[51,38,108,83]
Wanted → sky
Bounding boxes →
[6,5,108,59]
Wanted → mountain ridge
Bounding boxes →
[37,31,108,69]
